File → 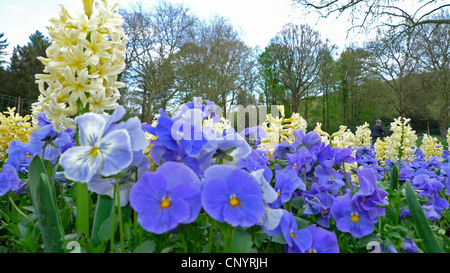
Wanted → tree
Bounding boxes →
[121,0,196,122]
[5,31,50,100]
[257,43,289,109]
[414,12,450,136]
[335,47,373,124]
[294,0,450,32]
[176,16,257,115]
[0,32,9,65]
[266,23,326,116]
[316,47,337,130]
[365,28,418,118]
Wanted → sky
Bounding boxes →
[0,0,362,60]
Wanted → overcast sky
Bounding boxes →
[0,0,362,60]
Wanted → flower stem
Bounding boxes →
[74,123,90,238]
[133,210,139,247]
[115,178,125,252]
[8,192,33,225]
[342,164,354,194]
[110,185,116,252]
[265,237,272,253]
[193,223,197,253]
[177,225,188,253]
[227,225,235,253]
[75,182,90,238]
[208,218,214,253]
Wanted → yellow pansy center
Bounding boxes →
[277,189,281,197]
[350,212,360,222]
[290,230,296,238]
[90,146,99,157]
[291,163,297,169]
[25,152,31,158]
[160,196,171,209]
[229,195,240,207]
[309,248,317,253]
[322,209,328,215]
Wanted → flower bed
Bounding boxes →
[0,0,449,254]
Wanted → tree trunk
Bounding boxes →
[141,88,147,122]
[291,88,299,115]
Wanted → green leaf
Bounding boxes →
[390,165,399,191]
[356,234,382,248]
[290,196,303,210]
[91,194,113,246]
[405,180,443,253]
[28,155,65,253]
[271,233,287,245]
[230,227,253,253]
[294,216,310,229]
[0,246,8,253]
[28,155,47,203]
[134,240,156,253]
[98,214,118,243]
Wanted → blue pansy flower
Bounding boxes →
[150,142,200,175]
[130,162,202,234]
[402,237,418,253]
[6,140,43,173]
[194,128,251,175]
[302,183,335,228]
[313,142,333,165]
[279,211,312,251]
[60,111,133,183]
[272,141,293,160]
[270,169,305,208]
[303,224,339,253]
[201,165,265,227]
[29,124,73,164]
[0,164,20,196]
[151,108,207,157]
[331,192,375,238]
[332,146,356,166]
[351,166,388,220]
[293,130,322,148]
[237,149,272,182]
[286,146,314,173]
[314,161,345,195]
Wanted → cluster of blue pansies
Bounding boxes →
[2,98,450,253]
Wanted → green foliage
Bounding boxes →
[0,32,9,64]
[405,180,444,253]
[0,30,51,105]
[28,155,64,253]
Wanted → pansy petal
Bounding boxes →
[60,145,101,182]
[201,178,230,222]
[76,113,107,146]
[99,129,132,176]
[156,162,201,189]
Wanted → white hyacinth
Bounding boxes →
[34,0,127,130]
[354,122,372,149]
[376,117,417,164]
